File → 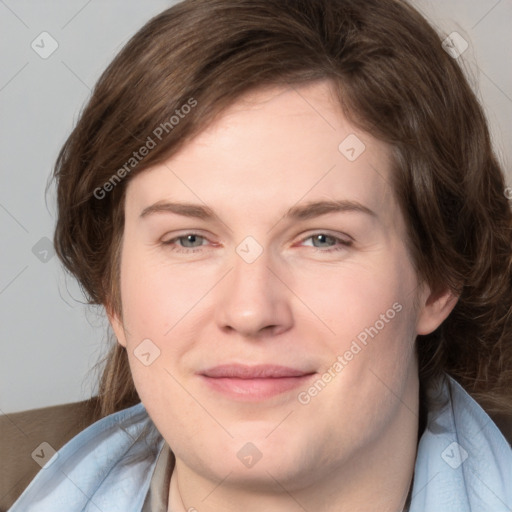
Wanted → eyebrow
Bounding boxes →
[139,199,376,222]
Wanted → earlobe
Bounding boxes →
[106,305,128,348]
[416,286,459,336]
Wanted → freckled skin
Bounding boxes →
[109,80,456,512]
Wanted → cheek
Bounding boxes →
[291,272,418,458]
[292,247,420,412]
[292,255,416,346]
[302,255,419,416]
[120,247,214,340]
[117,250,219,399]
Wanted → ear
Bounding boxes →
[106,304,128,348]
[416,285,459,335]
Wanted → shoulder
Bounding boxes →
[1,398,98,511]
[410,374,512,512]
[6,400,163,512]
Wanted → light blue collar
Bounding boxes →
[409,375,512,511]
[9,374,512,511]
[8,402,163,511]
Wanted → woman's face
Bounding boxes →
[109,80,452,494]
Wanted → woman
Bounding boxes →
[9,0,512,510]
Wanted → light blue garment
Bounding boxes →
[409,375,512,512]
[8,374,512,512]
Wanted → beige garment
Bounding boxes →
[142,441,175,512]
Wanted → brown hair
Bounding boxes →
[52,0,512,421]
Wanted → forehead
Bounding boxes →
[125,80,397,226]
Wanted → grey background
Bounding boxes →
[1,0,511,413]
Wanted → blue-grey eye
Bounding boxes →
[178,234,205,247]
[311,234,336,248]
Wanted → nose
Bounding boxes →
[214,247,294,338]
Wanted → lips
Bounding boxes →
[200,364,313,379]
[198,364,317,401]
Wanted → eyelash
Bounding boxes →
[161,232,353,254]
